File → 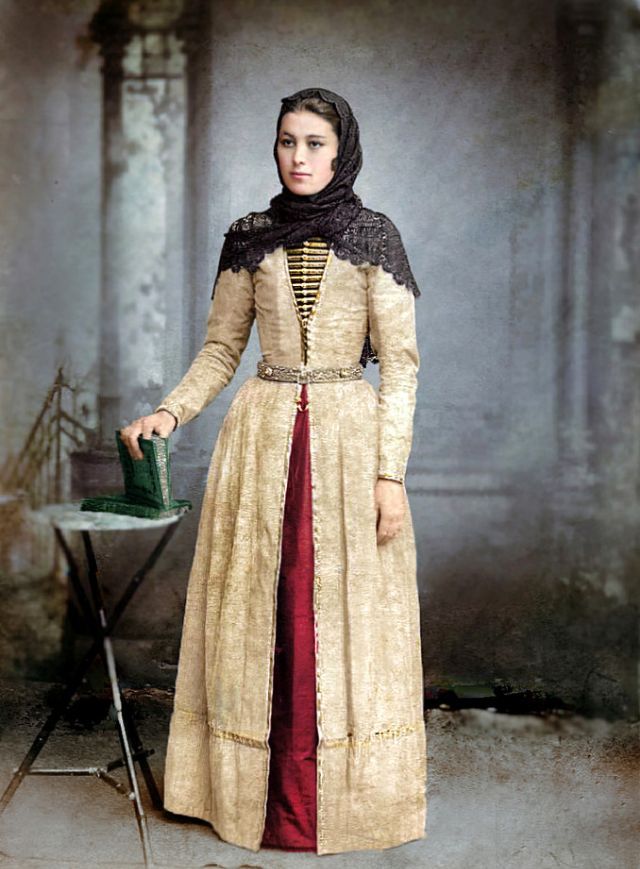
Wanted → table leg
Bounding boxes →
[81,531,156,865]
[121,699,163,810]
[0,522,178,862]
[53,526,159,802]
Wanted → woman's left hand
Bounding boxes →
[375,478,406,545]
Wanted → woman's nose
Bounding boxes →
[293,145,306,164]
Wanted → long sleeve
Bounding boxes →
[366,223,420,485]
[155,265,255,428]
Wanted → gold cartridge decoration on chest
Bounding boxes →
[284,236,330,365]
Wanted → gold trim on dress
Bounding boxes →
[283,237,331,365]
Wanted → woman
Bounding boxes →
[120,87,426,856]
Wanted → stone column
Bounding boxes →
[551,0,608,564]
[72,0,192,494]
[90,0,131,446]
[586,0,640,599]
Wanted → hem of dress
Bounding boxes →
[163,800,320,854]
[261,842,318,852]
[163,800,263,853]
[317,827,427,856]
[163,799,427,856]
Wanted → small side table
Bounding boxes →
[0,501,189,867]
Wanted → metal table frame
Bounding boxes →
[0,503,187,866]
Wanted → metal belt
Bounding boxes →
[257,360,363,384]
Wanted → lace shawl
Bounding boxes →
[213,206,420,368]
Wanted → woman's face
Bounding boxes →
[276,110,339,195]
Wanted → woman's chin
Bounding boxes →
[286,180,313,194]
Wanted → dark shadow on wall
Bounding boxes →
[421,545,639,721]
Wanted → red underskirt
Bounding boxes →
[260,383,318,852]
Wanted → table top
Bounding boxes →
[33,502,187,532]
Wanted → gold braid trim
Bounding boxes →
[208,727,266,749]
[173,707,266,749]
[323,722,422,749]
[175,707,421,751]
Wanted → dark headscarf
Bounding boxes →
[217,87,365,268]
[268,87,364,240]
[214,86,420,366]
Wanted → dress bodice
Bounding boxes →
[155,217,419,484]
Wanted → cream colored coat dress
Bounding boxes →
[155,234,427,855]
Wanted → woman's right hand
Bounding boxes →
[119,410,177,460]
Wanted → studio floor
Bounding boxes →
[0,678,637,869]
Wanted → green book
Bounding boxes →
[81,431,192,519]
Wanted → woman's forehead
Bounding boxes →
[278,109,335,135]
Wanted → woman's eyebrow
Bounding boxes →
[280,130,327,139]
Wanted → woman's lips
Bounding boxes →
[291,172,310,178]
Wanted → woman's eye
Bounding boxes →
[279,139,323,148]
